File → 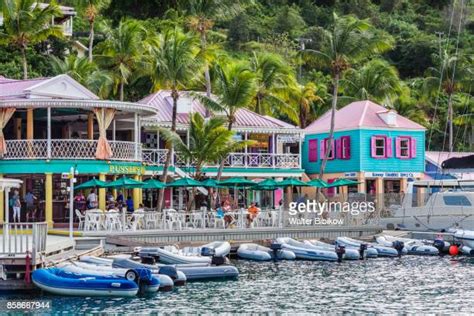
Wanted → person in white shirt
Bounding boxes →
[87,189,98,209]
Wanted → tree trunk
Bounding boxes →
[201,31,212,117]
[319,72,339,179]
[88,20,94,62]
[448,94,453,153]
[186,169,201,211]
[157,89,179,210]
[21,46,28,80]
[212,119,234,208]
[119,81,124,101]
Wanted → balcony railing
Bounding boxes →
[142,149,301,169]
[3,139,141,161]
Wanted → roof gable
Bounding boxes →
[26,74,99,100]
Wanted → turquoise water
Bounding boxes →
[5,256,474,314]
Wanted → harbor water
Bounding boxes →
[5,256,474,314]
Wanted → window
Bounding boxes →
[443,196,472,206]
[396,136,416,159]
[374,137,385,157]
[324,138,335,159]
[400,138,410,158]
[341,136,351,159]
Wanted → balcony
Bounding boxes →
[142,149,301,169]
[4,139,141,161]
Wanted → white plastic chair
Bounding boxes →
[130,210,145,231]
[105,211,122,231]
[166,209,183,230]
[75,209,85,230]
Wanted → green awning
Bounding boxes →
[219,177,257,187]
[200,178,223,188]
[254,179,279,190]
[75,178,108,190]
[326,179,360,188]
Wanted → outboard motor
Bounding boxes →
[201,247,215,257]
[392,240,405,257]
[133,268,154,294]
[158,266,178,280]
[211,256,226,266]
[359,243,367,260]
[141,255,157,265]
[433,239,446,255]
[335,245,346,263]
[270,242,283,261]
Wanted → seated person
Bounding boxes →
[246,202,259,227]
[126,196,134,213]
[216,207,225,219]
[221,200,233,227]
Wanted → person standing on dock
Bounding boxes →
[12,190,21,222]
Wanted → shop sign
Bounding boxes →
[109,165,145,175]
[364,172,422,178]
[249,134,269,148]
[277,135,300,143]
[344,172,357,178]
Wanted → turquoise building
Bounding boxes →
[303,100,426,206]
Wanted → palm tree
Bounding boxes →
[304,13,393,178]
[73,0,110,61]
[288,82,323,128]
[179,0,248,97]
[249,52,298,122]
[424,50,473,152]
[193,62,256,181]
[0,0,63,79]
[95,20,148,101]
[160,112,248,209]
[341,59,401,104]
[149,28,203,210]
[51,55,97,85]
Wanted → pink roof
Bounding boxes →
[139,90,298,130]
[305,100,425,133]
[0,77,49,99]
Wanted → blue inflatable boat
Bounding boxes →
[32,268,139,297]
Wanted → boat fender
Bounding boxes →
[335,245,345,263]
[158,266,178,280]
[270,242,282,260]
[433,239,446,255]
[359,244,367,260]
[201,247,215,257]
[211,256,226,266]
[449,243,460,256]
[392,241,404,257]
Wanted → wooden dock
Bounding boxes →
[88,226,382,246]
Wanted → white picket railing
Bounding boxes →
[142,149,300,169]
[0,222,48,265]
[3,139,141,161]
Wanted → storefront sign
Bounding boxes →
[109,165,145,175]
[344,172,357,178]
[364,172,422,178]
[277,135,300,143]
[249,134,269,148]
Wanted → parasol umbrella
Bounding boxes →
[306,178,329,188]
[166,177,204,188]
[200,178,223,188]
[104,176,145,189]
[277,178,309,187]
[142,178,166,189]
[75,178,108,190]
[219,177,257,188]
[254,178,279,191]
[326,178,359,188]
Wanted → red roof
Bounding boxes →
[305,100,425,133]
[139,90,298,130]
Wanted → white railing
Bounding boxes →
[4,139,141,161]
[0,222,48,265]
[142,149,300,169]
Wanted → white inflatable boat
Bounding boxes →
[276,238,338,261]
[304,240,360,260]
[139,241,231,265]
[336,237,398,257]
[237,243,296,261]
[376,235,439,255]
[454,230,474,249]
[79,256,179,289]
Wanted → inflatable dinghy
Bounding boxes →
[237,243,296,261]
[376,235,438,255]
[32,268,139,297]
[304,240,360,260]
[337,237,400,257]
[276,238,338,261]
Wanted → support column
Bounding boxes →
[45,173,53,228]
[26,109,34,139]
[375,177,384,211]
[112,120,116,141]
[99,173,106,210]
[14,118,22,139]
[47,107,51,159]
[4,188,9,224]
[244,132,248,168]
[112,175,117,199]
[87,113,94,140]
[298,133,303,168]
[0,174,3,224]
[133,174,141,209]
[156,130,160,149]
[134,113,139,160]
[400,177,408,194]
[357,172,366,194]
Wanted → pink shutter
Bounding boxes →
[385,137,393,158]
[308,139,318,162]
[370,136,377,157]
[320,139,326,159]
[410,137,417,158]
[336,138,342,159]
[395,137,401,158]
[344,136,351,159]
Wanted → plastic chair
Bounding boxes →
[166,209,183,230]
[75,209,85,230]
